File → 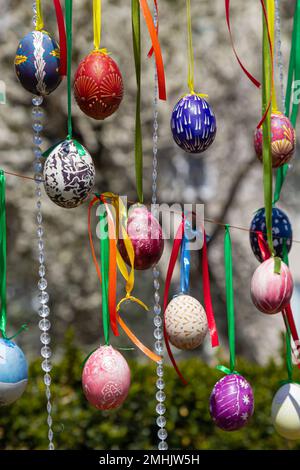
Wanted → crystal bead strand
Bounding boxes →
[151,6,168,451]
[32,1,55,451]
[275,0,285,112]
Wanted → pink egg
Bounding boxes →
[118,204,164,270]
[254,112,296,168]
[82,345,131,410]
[250,258,293,314]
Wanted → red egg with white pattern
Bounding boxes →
[74,50,124,120]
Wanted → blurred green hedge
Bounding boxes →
[0,330,299,450]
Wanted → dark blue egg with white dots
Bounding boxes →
[249,207,292,262]
[170,94,216,153]
[15,30,62,96]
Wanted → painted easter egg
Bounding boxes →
[82,345,131,410]
[15,30,61,95]
[74,51,124,120]
[170,94,216,153]
[249,207,292,262]
[0,338,28,407]
[118,204,164,270]
[254,112,295,168]
[209,374,254,431]
[165,294,208,350]
[43,139,95,209]
[271,383,300,440]
[250,258,293,314]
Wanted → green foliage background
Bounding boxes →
[0,330,299,450]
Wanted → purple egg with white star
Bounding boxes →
[209,374,254,431]
[170,94,216,153]
[249,207,292,262]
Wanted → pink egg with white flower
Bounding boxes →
[250,258,293,314]
[82,345,131,410]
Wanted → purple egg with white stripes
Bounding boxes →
[209,374,254,431]
[170,94,216,153]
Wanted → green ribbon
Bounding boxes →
[0,171,7,338]
[42,139,86,159]
[281,239,294,383]
[0,171,27,340]
[131,0,143,204]
[274,0,300,204]
[99,202,110,345]
[65,0,73,140]
[217,225,237,375]
[262,2,274,257]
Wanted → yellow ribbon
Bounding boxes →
[186,0,207,99]
[102,192,135,297]
[93,0,102,50]
[267,0,278,112]
[117,295,149,314]
[35,0,44,31]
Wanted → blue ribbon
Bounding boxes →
[180,230,190,294]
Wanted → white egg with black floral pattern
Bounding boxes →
[43,139,95,209]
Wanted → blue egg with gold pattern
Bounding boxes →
[170,94,217,154]
[15,30,62,96]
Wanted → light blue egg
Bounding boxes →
[0,338,28,406]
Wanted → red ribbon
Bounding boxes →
[163,219,187,385]
[256,230,271,261]
[139,0,166,101]
[202,231,219,348]
[256,231,300,367]
[147,0,158,58]
[225,0,261,88]
[225,0,273,129]
[53,0,67,76]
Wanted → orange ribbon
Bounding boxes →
[139,0,166,101]
[88,194,160,363]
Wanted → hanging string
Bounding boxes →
[93,0,101,50]
[35,0,44,31]
[65,0,73,140]
[274,0,300,204]
[216,225,238,375]
[132,0,143,203]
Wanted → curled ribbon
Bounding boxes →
[88,194,160,363]
[147,0,158,58]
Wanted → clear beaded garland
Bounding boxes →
[32,1,54,451]
[275,0,285,112]
[152,6,168,452]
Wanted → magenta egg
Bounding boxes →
[209,374,254,431]
[254,112,295,168]
[82,345,131,410]
[250,258,293,314]
[118,204,164,270]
